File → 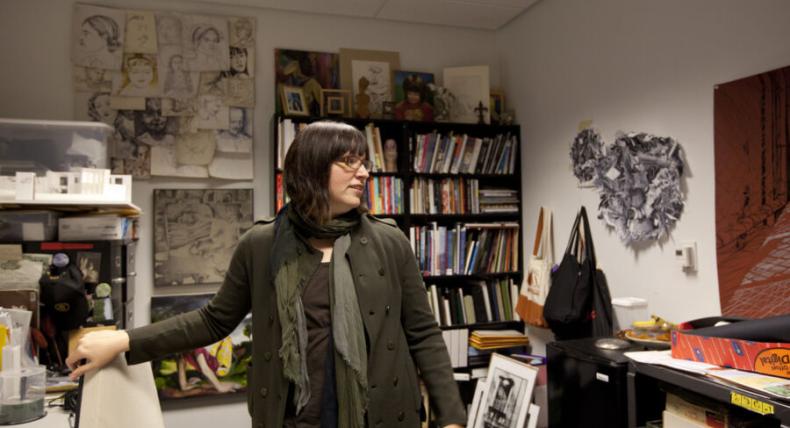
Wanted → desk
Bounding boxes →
[627,362,790,428]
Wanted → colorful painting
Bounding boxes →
[714,65,790,318]
[151,294,252,399]
[275,48,339,116]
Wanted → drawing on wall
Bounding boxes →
[154,189,253,287]
[161,98,197,116]
[112,53,162,97]
[198,71,228,97]
[72,4,125,70]
[228,17,254,48]
[161,46,198,99]
[216,108,252,153]
[75,92,117,126]
[124,11,158,54]
[73,65,113,92]
[196,95,229,129]
[151,293,252,399]
[155,13,183,46]
[135,98,177,147]
[570,128,686,245]
[714,65,790,319]
[181,15,229,71]
[275,49,339,116]
[443,65,490,124]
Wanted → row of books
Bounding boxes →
[426,279,520,327]
[441,329,469,368]
[440,329,529,370]
[276,118,306,169]
[412,132,518,175]
[366,176,404,215]
[410,178,519,215]
[410,223,520,276]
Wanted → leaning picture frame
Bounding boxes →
[443,65,490,124]
[280,85,309,116]
[472,353,538,428]
[339,48,400,118]
[319,89,352,117]
[467,379,488,427]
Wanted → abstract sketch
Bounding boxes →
[160,46,198,99]
[570,128,604,185]
[151,293,252,399]
[715,65,790,319]
[73,66,113,92]
[154,189,253,287]
[350,60,391,117]
[72,4,125,70]
[124,11,157,54]
[275,49,339,116]
[181,15,229,71]
[228,17,255,48]
[113,53,162,97]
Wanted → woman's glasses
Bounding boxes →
[335,155,373,172]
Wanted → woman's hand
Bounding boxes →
[65,330,131,381]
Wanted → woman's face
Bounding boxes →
[84,67,106,83]
[327,154,369,217]
[128,60,154,88]
[79,23,105,52]
[94,95,115,123]
[197,30,220,55]
[170,55,184,71]
[230,50,247,73]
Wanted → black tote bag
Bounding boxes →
[543,206,614,340]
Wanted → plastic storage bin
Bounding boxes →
[0,210,61,242]
[0,365,46,424]
[611,297,648,332]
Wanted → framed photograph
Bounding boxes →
[472,353,538,428]
[392,70,435,122]
[443,65,490,124]
[275,49,339,116]
[339,48,400,118]
[381,101,395,119]
[490,89,505,124]
[150,294,253,399]
[153,189,253,287]
[467,380,488,427]
[320,89,352,117]
[280,85,309,116]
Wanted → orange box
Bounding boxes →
[671,330,790,379]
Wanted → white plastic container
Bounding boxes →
[611,297,648,332]
[0,365,46,425]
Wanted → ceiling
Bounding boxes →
[197,0,540,30]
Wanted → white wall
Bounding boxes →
[0,1,498,426]
[497,0,790,353]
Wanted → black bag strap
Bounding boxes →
[564,209,584,256]
[578,206,598,267]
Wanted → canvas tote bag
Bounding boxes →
[516,207,553,328]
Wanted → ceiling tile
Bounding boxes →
[377,0,523,30]
[200,0,386,18]
[452,0,538,9]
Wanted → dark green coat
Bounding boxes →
[127,214,466,427]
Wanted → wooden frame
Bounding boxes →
[280,85,309,116]
[319,89,352,117]
[339,48,400,117]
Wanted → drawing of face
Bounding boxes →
[407,90,421,104]
[142,99,167,133]
[229,108,244,134]
[157,16,182,44]
[79,22,105,52]
[206,97,222,116]
[128,16,150,46]
[195,27,220,56]
[92,94,114,123]
[84,67,106,84]
[234,20,252,42]
[169,55,184,71]
[230,48,247,73]
[127,57,154,88]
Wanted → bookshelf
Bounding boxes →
[272,113,525,376]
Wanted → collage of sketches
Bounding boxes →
[72,4,255,180]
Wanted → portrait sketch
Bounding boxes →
[216,107,252,153]
[229,17,255,48]
[275,49,339,116]
[226,77,254,107]
[135,98,177,147]
[181,15,229,71]
[351,60,391,118]
[153,189,253,287]
[155,13,184,47]
[161,98,197,116]
[75,92,117,126]
[124,11,158,54]
[196,95,229,129]
[113,53,162,98]
[443,65,490,124]
[160,46,199,99]
[72,4,125,70]
[73,65,113,92]
[151,294,252,399]
[198,71,228,97]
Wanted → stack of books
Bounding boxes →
[469,329,529,351]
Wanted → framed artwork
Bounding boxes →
[320,89,351,117]
[153,189,253,287]
[526,404,540,428]
[281,86,309,116]
[443,65,490,124]
[392,70,434,104]
[339,48,400,118]
[471,353,538,428]
[150,294,253,399]
[392,70,435,122]
[381,101,395,119]
[275,49,339,116]
[467,380,488,427]
[490,89,505,124]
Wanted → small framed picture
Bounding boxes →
[381,101,395,119]
[320,89,351,117]
[490,89,505,124]
[471,353,538,428]
[280,85,309,116]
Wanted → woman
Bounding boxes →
[67,121,465,428]
[75,14,123,69]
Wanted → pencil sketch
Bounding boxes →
[124,11,158,54]
[135,98,177,147]
[73,65,113,92]
[226,77,254,107]
[228,46,252,77]
[150,145,208,178]
[208,153,253,180]
[215,108,252,153]
[72,5,125,70]
[112,110,137,159]
[350,60,391,117]
[153,188,253,287]
[228,17,254,48]
[113,54,162,98]
[162,98,197,116]
[175,131,216,166]
[156,13,183,47]
[198,71,228,97]
[74,92,117,126]
[109,96,145,111]
[196,95,229,130]
[161,46,198,99]
[181,16,229,71]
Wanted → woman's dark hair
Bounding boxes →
[83,15,122,52]
[283,121,368,224]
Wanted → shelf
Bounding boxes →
[423,271,521,281]
[439,320,523,330]
[0,200,141,215]
[410,172,518,180]
[277,114,519,131]
[408,213,520,221]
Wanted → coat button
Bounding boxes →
[360,236,368,245]
[398,411,405,421]
[387,340,394,350]
[260,387,268,397]
[264,352,272,361]
[371,383,377,389]
[369,310,375,316]
[378,267,385,276]
[385,305,391,314]
[393,376,398,386]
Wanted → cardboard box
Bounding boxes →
[671,330,790,379]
